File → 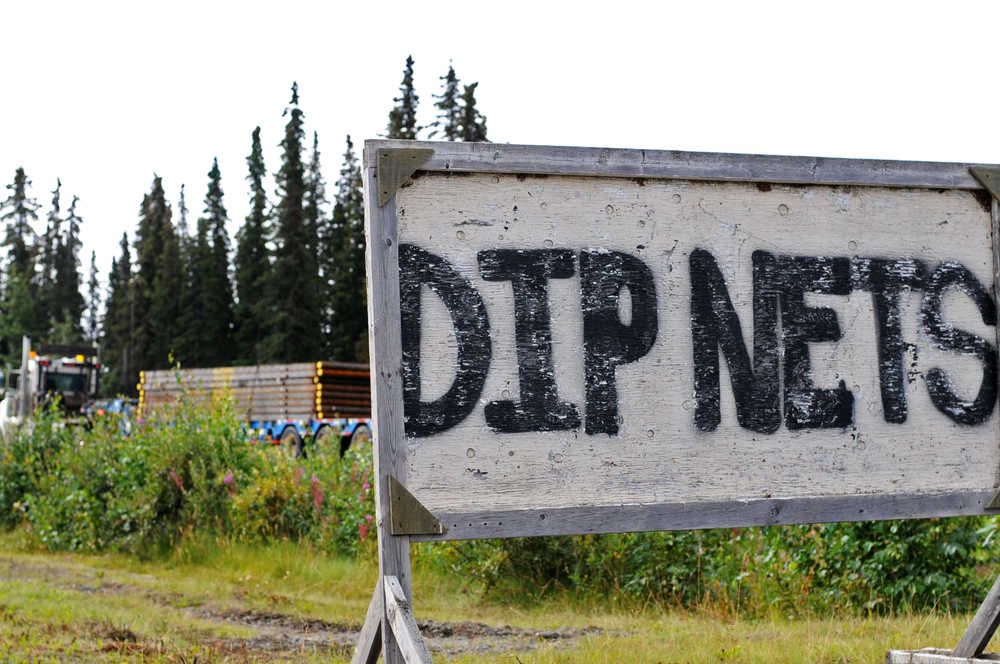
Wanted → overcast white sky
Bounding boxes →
[3,0,1000,286]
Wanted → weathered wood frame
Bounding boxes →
[358,140,1000,663]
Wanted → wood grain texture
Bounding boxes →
[364,140,991,190]
[363,159,410,664]
[350,580,382,664]
[393,171,1000,532]
[413,490,994,542]
[954,570,1000,657]
[384,575,432,664]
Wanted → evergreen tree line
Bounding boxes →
[0,58,486,395]
[94,57,486,395]
[0,170,98,364]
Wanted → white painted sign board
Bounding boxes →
[363,141,1000,544]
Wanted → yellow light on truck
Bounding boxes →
[75,354,85,363]
[29,351,37,359]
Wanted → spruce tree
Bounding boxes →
[0,168,41,357]
[304,131,326,267]
[0,268,39,365]
[234,127,271,364]
[85,250,100,344]
[387,55,419,139]
[0,168,39,282]
[174,183,204,365]
[429,63,461,140]
[148,207,182,368]
[133,176,171,372]
[199,158,235,365]
[53,194,84,340]
[261,83,322,362]
[176,184,190,247]
[323,135,367,361]
[102,234,135,395]
[37,179,63,334]
[459,82,488,142]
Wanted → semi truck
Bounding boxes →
[138,361,371,457]
[0,336,102,432]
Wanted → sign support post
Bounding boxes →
[353,153,434,664]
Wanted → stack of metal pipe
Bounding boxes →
[138,361,371,421]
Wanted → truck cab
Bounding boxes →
[2,339,100,426]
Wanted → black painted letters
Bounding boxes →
[478,249,582,432]
[400,242,998,438]
[399,244,492,438]
[689,249,781,433]
[920,262,998,425]
[580,250,659,435]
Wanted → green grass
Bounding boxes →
[0,531,986,663]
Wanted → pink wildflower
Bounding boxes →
[310,475,324,512]
[222,474,236,495]
[359,520,370,542]
[168,470,184,492]
[293,467,305,483]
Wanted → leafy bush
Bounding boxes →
[423,518,997,615]
[0,403,75,529]
[229,438,375,556]
[0,385,374,558]
[2,389,996,614]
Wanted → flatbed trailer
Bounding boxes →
[139,361,371,456]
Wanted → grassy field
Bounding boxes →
[0,532,982,664]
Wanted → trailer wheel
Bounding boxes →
[313,425,340,456]
[344,423,372,457]
[281,426,304,459]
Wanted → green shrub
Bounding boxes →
[230,435,375,557]
[0,403,75,529]
[2,388,996,615]
[423,518,996,615]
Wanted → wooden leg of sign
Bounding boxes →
[888,569,1000,661]
[384,575,433,663]
[377,535,414,664]
[351,579,383,664]
[953,572,1000,658]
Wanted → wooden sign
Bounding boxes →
[365,142,1000,545]
[359,142,1000,663]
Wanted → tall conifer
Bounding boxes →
[459,82,488,142]
[429,63,461,140]
[85,250,100,344]
[102,234,134,394]
[53,194,84,339]
[200,158,234,365]
[133,176,171,371]
[304,131,326,267]
[148,208,182,368]
[0,168,41,357]
[387,55,419,139]
[0,168,39,281]
[234,127,271,364]
[37,179,62,333]
[323,135,367,361]
[262,83,321,362]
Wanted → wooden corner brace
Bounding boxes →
[971,166,1000,202]
[388,475,446,536]
[377,148,434,206]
